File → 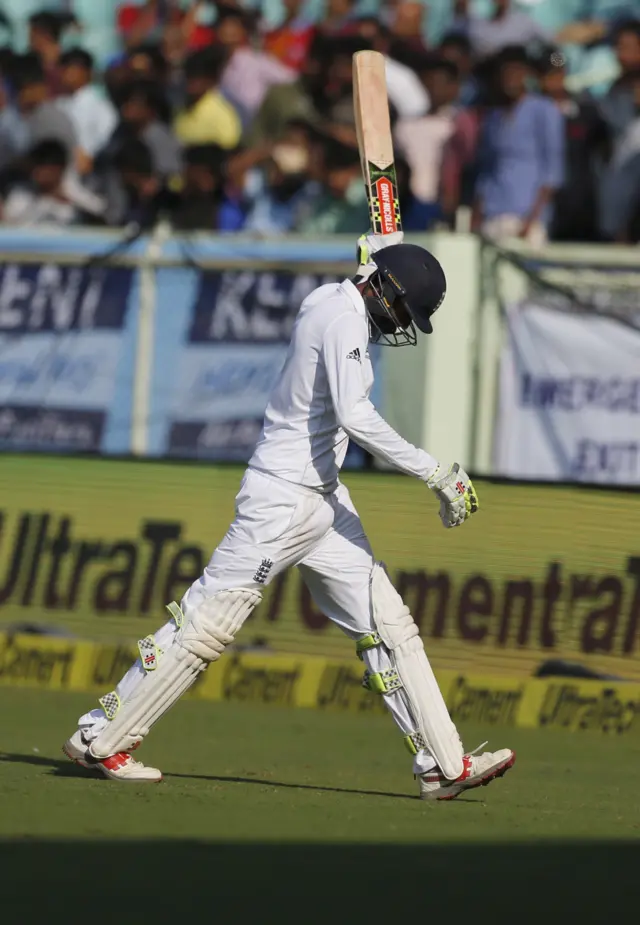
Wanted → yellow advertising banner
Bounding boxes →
[0,633,94,692]
[1,455,640,679]
[3,631,640,735]
[440,673,527,728]
[201,652,324,709]
[517,678,640,734]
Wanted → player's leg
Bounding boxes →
[64,470,334,780]
[63,605,186,781]
[298,493,439,774]
[299,484,515,801]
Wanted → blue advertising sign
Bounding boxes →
[188,270,335,344]
[0,263,136,454]
[152,269,340,460]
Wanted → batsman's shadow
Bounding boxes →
[0,751,428,800]
[0,751,98,779]
[167,767,420,799]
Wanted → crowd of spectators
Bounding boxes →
[0,0,640,243]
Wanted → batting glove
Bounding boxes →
[427,463,479,529]
[356,231,404,280]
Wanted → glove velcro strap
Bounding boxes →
[166,601,184,628]
[465,479,479,514]
[404,731,428,755]
[362,668,403,694]
[355,632,382,661]
[99,690,121,721]
[138,634,159,672]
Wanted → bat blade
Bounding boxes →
[353,49,402,236]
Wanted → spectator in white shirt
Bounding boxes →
[2,139,106,226]
[57,49,118,176]
[13,53,77,158]
[350,18,430,118]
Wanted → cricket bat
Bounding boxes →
[352,50,402,236]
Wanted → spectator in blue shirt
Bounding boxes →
[599,70,640,241]
[600,19,640,135]
[243,120,321,234]
[0,77,29,169]
[472,46,565,245]
[172,145,246,232]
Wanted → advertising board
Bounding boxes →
[2,456,640,680]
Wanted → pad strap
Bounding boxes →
[362,668,403,694]
[166,601,184,627]
[99,691,121,721]
[138,635,160,672]
[355,632,382,660]
[404,731,428,755]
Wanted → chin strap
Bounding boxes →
[353,262,378,286]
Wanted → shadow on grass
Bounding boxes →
[0,751,418,799]
[0,838,638,922]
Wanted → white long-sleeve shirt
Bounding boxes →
[249,279,438,492]
[385,56,430,120]
[57,85,118,158]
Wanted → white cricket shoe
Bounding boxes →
[419,746,515,801]
[63,730,162,782]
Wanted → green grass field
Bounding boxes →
[1,689,639,922]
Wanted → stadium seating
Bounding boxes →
[3,0,640,90]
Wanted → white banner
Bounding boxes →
[495,303,640,484]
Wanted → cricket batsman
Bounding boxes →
[63,233,516,800]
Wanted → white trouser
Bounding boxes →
[80,468,442,774]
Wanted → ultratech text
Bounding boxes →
[3,511,640,661]
[539,684,640,733]
[0,513,204,615]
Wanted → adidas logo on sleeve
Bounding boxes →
[346,347,361,362]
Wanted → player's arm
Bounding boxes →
[323,312,436,479]
[322,313,478,527]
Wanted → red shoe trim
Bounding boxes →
[101,752,132,771]
[437,751,516,801]
[456,755,473,782]
[423,754,473,784]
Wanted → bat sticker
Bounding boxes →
[368,163,402,235]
